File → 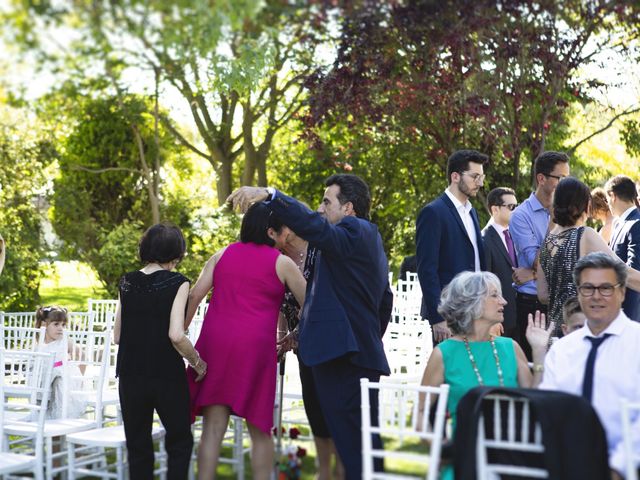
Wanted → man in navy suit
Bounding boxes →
[228,175,392,479]
[416,149,488,343]
[482,187,519,337]
[605,174,640,321]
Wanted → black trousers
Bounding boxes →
[119,374,193,480]
[312,356,383,480]
[515,292,548,361]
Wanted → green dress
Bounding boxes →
[438,336,519,480]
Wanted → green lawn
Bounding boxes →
[39,261,109,311]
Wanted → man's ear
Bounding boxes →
[343,201,355,216]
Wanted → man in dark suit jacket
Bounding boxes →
[606,174,640,320]
[416,150,488,343]
[482,187,519,337]
[228,175,393,479]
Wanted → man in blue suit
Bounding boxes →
[416,149,488,343]
[606,174,640,321]
[228,175,392,479]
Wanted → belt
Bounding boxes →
[516,292,539,302]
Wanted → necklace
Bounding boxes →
[462,336,504,386]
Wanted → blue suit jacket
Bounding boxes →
[416,193,486,325]
[610,208,640,321]
[269,191,392,373]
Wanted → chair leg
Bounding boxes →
[67,441,76,480]
[46,436,54,480]
[158,436,167,480]
[116,445,125,480]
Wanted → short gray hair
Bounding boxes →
[573,252,627,286]
[438,271,502,335]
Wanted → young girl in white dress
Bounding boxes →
[36,306,87,419]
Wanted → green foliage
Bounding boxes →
[0,130,53,310]
[94,220,144,296]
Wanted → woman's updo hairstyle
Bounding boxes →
[35,306,68,328]
[552,177,591,227]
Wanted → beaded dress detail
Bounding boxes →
[539,226,584,336]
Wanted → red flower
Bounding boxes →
[289,427,301,439]
[296,446,307,458]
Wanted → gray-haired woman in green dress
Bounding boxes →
[419,271,553,479]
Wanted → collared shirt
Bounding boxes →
[509,192,550,295]
[488,218,510,252]
[445,188,481,271]
[540,311,640,473]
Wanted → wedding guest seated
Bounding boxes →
[561,296,586,336]
[540,252,640,479]
[35,306,87,419]
[419,271,553,480]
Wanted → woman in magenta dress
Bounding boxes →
[185,202,306,480]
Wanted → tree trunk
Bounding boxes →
[216,158,234,206]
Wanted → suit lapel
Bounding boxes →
[488,226,513,267]
[441,194,472,242]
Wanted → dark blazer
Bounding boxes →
[610,208,640,321]
[269,191,392,374]
[416,193,486,325]
[481,224,517,333]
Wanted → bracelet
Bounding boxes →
[532,363,544,373]
[277,330,287,334]
[189,351,201,369]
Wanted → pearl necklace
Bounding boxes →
[462,336,504,386]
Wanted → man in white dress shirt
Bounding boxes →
[416,149,487,344]
[540,252,640,479]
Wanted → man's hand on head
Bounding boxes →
[226,186,270,213]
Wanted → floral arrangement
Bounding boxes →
[274,427,307,479]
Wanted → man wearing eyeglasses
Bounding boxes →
[509,151,570,359]
[605,175,640,321]
[482,187,519,338]
[540,252,640,479]
[416,149,487,344]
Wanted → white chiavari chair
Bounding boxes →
[5,330,110,479]
[2,325,46,352]
[1,349,55,480]
[476,394,547,479]
[0,311,37,329]
[88,299,118,331]
[622,399,640,480]
[361,379,449,480]
[67,311,95,332]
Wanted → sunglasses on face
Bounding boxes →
[499,203,518,211]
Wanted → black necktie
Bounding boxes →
[581,334,612,402]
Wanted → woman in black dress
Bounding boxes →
[114,223,207,479]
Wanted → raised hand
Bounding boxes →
[526,310,555,351]
[226,186,269,213]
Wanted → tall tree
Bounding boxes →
[4,0,329,204]
[299,0,640,261]
[50,93,185,288]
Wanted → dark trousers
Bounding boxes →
[312,356,383,480]
[515,292,548,361]
[119,375,193,480]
